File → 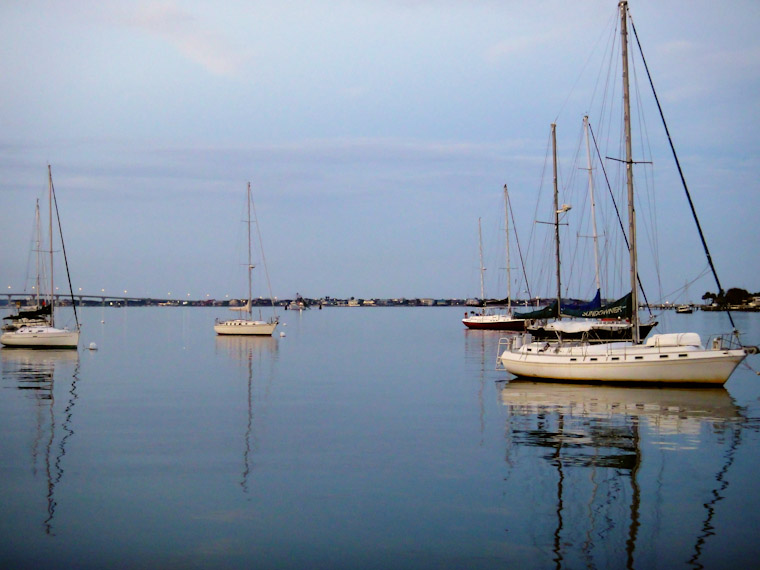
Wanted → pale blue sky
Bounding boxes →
[1,0,758,302]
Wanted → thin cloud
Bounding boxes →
[124,1,249,76]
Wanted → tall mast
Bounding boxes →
[584,116,602,295]
[552,123,561,319]
[478,217,485,307]
[48,165,55,327]
[620,0,639,342]
[503,184,512,314]
[246,182,253,318]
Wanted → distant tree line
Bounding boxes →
[702,288,758,306]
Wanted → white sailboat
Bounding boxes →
[463,185,526,331]
[676,281,694,313]
[497,1,747,385]
[1,166,80,349]
[214,182,279,336]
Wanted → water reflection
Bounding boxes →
[499,381,745,569]
[214,335,279,361]
[214,336,278,494]
[1,349,80,535]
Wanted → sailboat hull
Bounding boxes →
[498,337,747,385]
[463,314,526,331]
[1,326,79,349]
[214,319,278,336]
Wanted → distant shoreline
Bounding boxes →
[2,297,758,312]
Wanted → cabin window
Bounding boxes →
[611,357,620,361]
[635,356,643,360]
[659,354,669,359]
[570,358,577,361]
[590,358,598,361]
[679,354,688,358]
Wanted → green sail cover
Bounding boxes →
[515,292,632,320]
[515,301,558,319]
[562,292,632,319]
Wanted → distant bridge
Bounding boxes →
[1,292,214,306]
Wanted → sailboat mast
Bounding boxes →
[551,123,561,318]
[504,184,511,314]
[48,165,55,327]
[584,116,602,295]
[478,217,485,306]
[246,182,253,318]
[620,0,639,342]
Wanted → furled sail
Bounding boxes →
[515,290,632,320]
[563,292,632,319]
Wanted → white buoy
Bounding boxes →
[279,332,286,337]
[88,342,98,350]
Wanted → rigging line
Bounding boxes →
[554,9,618,124]
[588,122,653,316]
[660,265,710,303]
[49,167,79,329]
[628,15,736,331]
[507,189,532,300]
[630,47,664,302]
[250,185,277,318]
[585,11,620,124]
[527,129,554,297]
[23,203,38,295]
[562,122,586,297]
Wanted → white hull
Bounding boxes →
[498,334,747,385]
[214,319,278,336]
[1,325,79,349]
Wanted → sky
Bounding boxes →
[1,0,759,303]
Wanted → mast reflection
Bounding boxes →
[499,381,744,569]
[1,349,80,535]
[215,336,278,494]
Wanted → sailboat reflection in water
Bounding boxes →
[1,349,80,535]
[499,381,746,567]
[215,335,278,493]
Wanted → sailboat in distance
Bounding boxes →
[497,1,747,384]
[463,185,526,331]
[214,183,279,336]
[1,166,80,349]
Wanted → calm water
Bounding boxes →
[1,306,759,569]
